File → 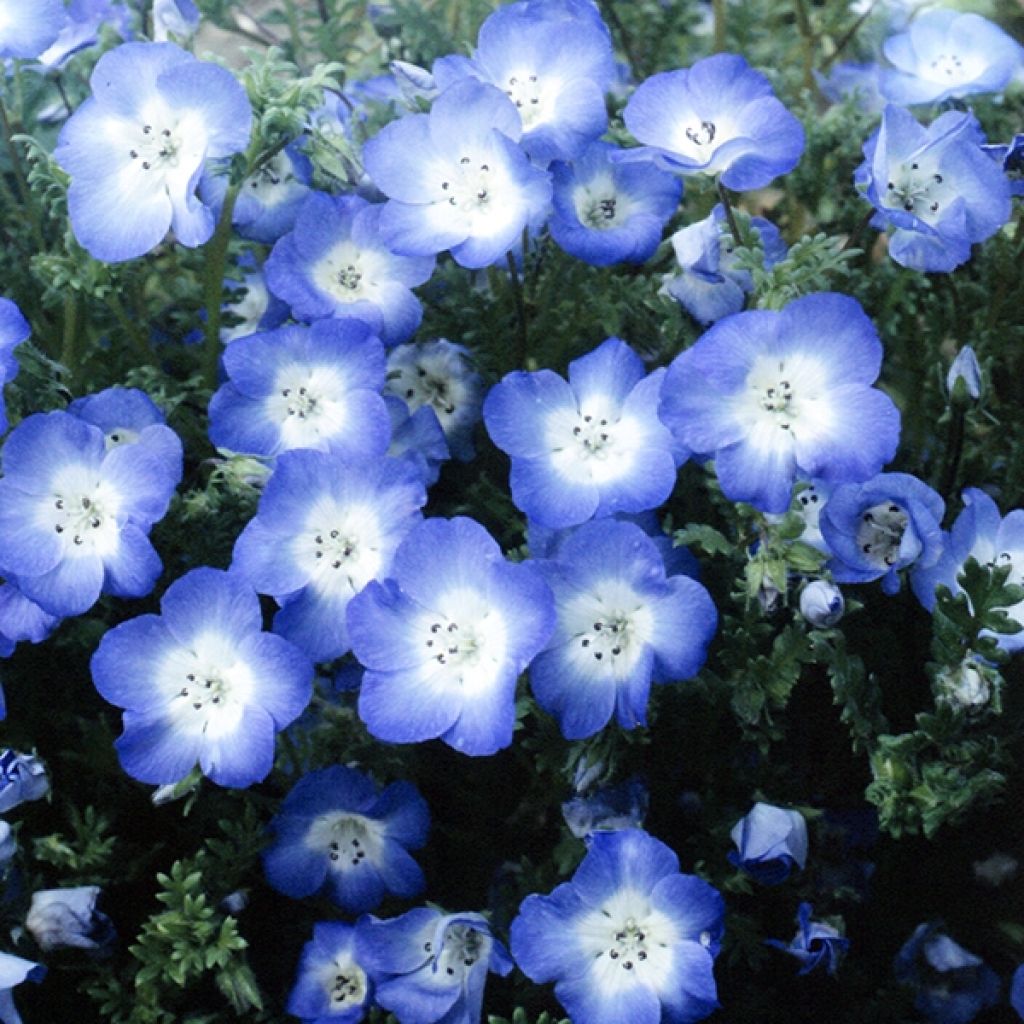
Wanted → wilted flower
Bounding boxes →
[766,902,849,975]
[0,750,49,814]
[26,886,114,953]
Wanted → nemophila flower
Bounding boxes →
[208,319,391,461]
[529,519,717,739]
[0,952,45,1024]
[385,340,483,460]
[385,397,450,488]
[0,0,63,58]
[53,42,252,262]
[202,144,312,244]
[484,337,680,529]
[152,0,200,42]
[879,9,1024,106]
[728,802,808,884]
[911,488,1024,654]
[766,903,849,976]
[548,141,681,266]
[820,473,944,595]
[221,258,289,344]
[265,193,434,346]
[1012,964,1024,1021]
[90,567,313,787]
[287,922,374,1024]
[798,580,844,628]
[348,516,554,756]
[661,204,786,325]
[0,750,48,813]
[263,765,428,913]
[231,448,426,663]
[855,106,1011,273]
[659,292,900,515]
[432,0,614,163]
[894,923,1000,1024]
[362,78,552,269]
[947,346,982,403]
[0,298,29,436]
[31,0,134,74]
[357,907,513,1024]
[0,411,180,616]
[617,53,805,191]
[985,133,1024,197]
[562,777,649,839]
[25,885,114,953]
[511,829,724,1024]
[0,821,14,868]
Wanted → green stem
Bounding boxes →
[0,94,44,248]
[202,185,242,390]
[60,291,80,390]
[712,0,727,53]
[717,180,743,246]
[791,0,825,105]
[506,249,529,371]
[841,207,876,253]
[938,405,966,501]
[107,289,149,363]
[822,0,880,71]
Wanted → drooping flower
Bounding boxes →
[484,337,680,528]
[0,0,63,59]
[765,902,849,975]
[0,750,48,813]
[53,41,252,262]
[347,516,554,756]
[854,106,1011,273]
[659,292,900,514]
[879,9,1024,106]
[0,952,46,1024]
[0,410,181,617]
[432,0,615,164]
[617,53,805,191]
[362,78,552,269]
[90,567,313,788]
[511,829,724,1024]
[357,907,513,1024]
[263,765,429,914]
[820,472,944,594]
[208,319,391,461]
[287,921,374,1024]
[230,448,426,663]
[728,802,808,884]
[529,519,717,739]
[0,298,29,437]
[25,886,115,953]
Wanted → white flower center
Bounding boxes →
[392,362,457,418]
[48,467,122,557]
[164,636,256,740]
[311,242,388,305]
[128,121,181,173]
[685,119,716,147]
[419,589,508,694]
[741,353,836,445]
[560,580,655,679]
[268,364,353,450]
[573,174,633,230]
[885,159,954,224]
[435,922,486,981]
[318,954,368,1009]
[297,499,384,597]
[244,151,299,207]
[856,501,908,568]
[505,72,547,129]
[104,427,139,449]
[305,811,383,870]
[440,155,496,213]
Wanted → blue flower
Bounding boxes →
[263,765,429,914]
[659,292,900,514]
[0,749,48,813]
[728,802,808,884]
[357,908,513,1024]
[529,519,717,739]
[0,298,29,436]
[208,319,391,460]
[221,258,290,344]
[765,902,849,975]
[348,516,554,756]
[363,78,552,269]
[510,829,724,1024]
[617,53,805,191]
[26,885,115,953]
[90,567,313,788]
[0,952,46,1024]
[230,449,426,663]
[287,921,374,1024]
[152,0,200,42]
[798,580,844,628]
[911,488,1024,653]
[661,204,787,325]
[548,141,681,266]
[385,397,450,487]
[53,42,252,262]
[947,346,982,402]
[0,0,63,58]
[385,340,483,461]
[432,0,615,164]
[31,0,133,74]
[894,923,1000,1024]
[68,386,184,468]
[0,411,181,616]
[854,106,1011,273]
[879,9,1024,106]
[984,132,1024,197]
[820,472,944,594]
[1012,963,1024,1021]
[562,777,649,839]
[0,582,60,657]
[484,337,680,528]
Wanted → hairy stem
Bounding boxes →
[202,185,242,390]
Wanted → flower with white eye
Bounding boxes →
[287,922,374,1024]
[0,0,63,59]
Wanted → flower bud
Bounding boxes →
[946,346,982,403]
[26,886,114,953]
[799,580,844,627]
[0,750,48,814]
[936,659,996,712]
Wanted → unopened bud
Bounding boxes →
[946,346,982,404]
[799,580,844,627]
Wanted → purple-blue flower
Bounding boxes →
[0,749,49,813]
[221,258,290,344]
[617,53,805,191]
[548,141,681,266]
[0,298,29,436]
[68,386,183,470]
[510,829,724,1024]
[287,922,374,1024]
[728,802,808,884]
[0,0,63,58]
[152,0,200,42]
[265,193,434,345]
[529,519,717,739]
[659,292,900,514]
[562,776,649,839]
[820,472,944,595]
[484,337,680,528]
[208,319,391,460]
[230,448,426,663]
[357,907,513,1024]
[53,42,252,262]
[0,953,46,1024]
[765,902,849,975]
[363,78,552,269]
[1012,964,1024,1021]
[0,410,181,616]
[0,581,60,657]
[798,580,844,628]
[91,567,313,787]
[348,516,554,756]
[854,106,1012,274]
[385,397,450,487]
[263,765,429,913]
